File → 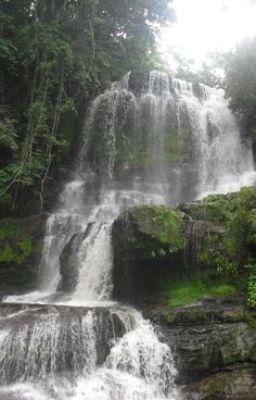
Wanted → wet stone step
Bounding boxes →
[0,303,130,384]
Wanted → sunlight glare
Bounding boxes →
[161,0,256,68]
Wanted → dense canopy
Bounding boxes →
[0,0,173,213]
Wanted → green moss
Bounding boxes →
[189,187,256,226]
[205,374,228,397]
[180,188,256,227]
[181,187,256,308]
[247,317,256,329]
[165,275,238,308]
[247,209,256,244]
[132,205,186,253]
[165,313,176,324]
[114,187,256,308]
[247,272,256,308]
[179,194,236,226]
[202,346,216,369]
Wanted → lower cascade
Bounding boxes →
[1,71,256,399]
[0,304,179,399]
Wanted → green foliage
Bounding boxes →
[247,317,256,329]
[0,224,32,264]
[126,205,186,262]
[184,187,256,308]
[171,50,225,88]
[248,274,256,308]
[151,206,185,251]
[164,274,237,308]
[0,0,173,212]
[133,205,186,255]
[246,263,256,308]
[224,37,256,140]
[200,245,239,278]
[0,116,18,151]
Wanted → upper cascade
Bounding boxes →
[79,70,255,197]
[127,70,210,98]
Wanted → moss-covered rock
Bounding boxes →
[111,187,256,399]
[179,186,256,307]
[0,214,46,293]
[185,369,256,400]
[127,205,186,251]
[179,187,256,226]
[112,188,256,306]
[179,193,237,225]
[112,205,187,303]
[112,204,227,303]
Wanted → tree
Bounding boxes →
[224,38,256,145]
[0,0,174,214]
[173,50,224,88]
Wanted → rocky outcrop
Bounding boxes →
[143,298,256,400]
[112,205,225,304]
[112,187,256,304]
[0,214,46,293]
[127,72,208,100]
[112,187,256,399]
[112,205,188,303]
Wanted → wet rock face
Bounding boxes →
[58,225,94,292]
[128,72,150,95]
[143,298,256,400]
[127,72,207,101]
[185,369,256,400]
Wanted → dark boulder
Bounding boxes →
[112,205,187,303]
[58,223,94,292]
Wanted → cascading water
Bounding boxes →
[0,304,179,400]
[2,71,256,399]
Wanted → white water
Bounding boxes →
[7,70,255,304]
[0,306,180,400]
[2,71,256,399]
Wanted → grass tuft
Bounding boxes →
[165,278,238,308]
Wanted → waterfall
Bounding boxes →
[2,70,256,399]
[14,70,254,302]
[0,304,179,400]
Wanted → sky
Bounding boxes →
[160,0,256,70]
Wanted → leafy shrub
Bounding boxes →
[0,225,32,264]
